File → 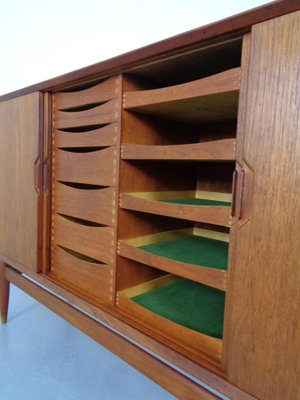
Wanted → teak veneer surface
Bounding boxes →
[0,92,42,272]
[55,123,118,148]
[121,138,236,161]
[55,147,117,186]
[223,11,300,400]
[53,214,115,265]
[55,99,119,129]
[118,241,227,291]
[123,68,240,123]
[55,183,116,226]
[118,228,228,291]
[50,245,113,303]
[54,76,119,110]
[120,192,231,227]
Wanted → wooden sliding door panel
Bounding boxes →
[0,92,42,271]
[224,12,300,400]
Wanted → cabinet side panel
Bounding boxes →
[224,12,300,400]
[0,92,42,271]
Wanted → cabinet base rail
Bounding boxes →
[3,266,219,400]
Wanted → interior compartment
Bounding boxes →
[116,38,240,366]
[118,227,228,290]
[125,37,242,87]
[117,273,223,363]
[120,190,231,227]
[123,68,240,124]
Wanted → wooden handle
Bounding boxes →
[43,158,50,196]
[34,157,41,196]
[231,163,253,222]
[231,169,238,218]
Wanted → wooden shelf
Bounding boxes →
[117,274,223,362]
[123,68,240,123]
[120,190,231,227]
[121,138,236,161]
[118,228,228,291]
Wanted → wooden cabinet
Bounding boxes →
[0,4,299,400]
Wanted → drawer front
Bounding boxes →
[53,214,115,264]
[51,245,113,303]
[55,147,117,186]
[54,76,119,110]
[55,99,119,129]
[55,182,116,226]
[55,123,118,148]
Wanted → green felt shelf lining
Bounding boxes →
[138,235,228,270]
[162,198,231,206]
[132,278,225,338]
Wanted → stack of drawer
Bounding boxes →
[50,76,120,304]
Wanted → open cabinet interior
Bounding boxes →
[115,36,242,366]
[1,6,299,400]
[45,34,244,369]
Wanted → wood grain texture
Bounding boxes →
[53,214,115,264]
[118,241,227,291]
[55,147,117,186]
[6,269,220,400]
[123,68,240,123]
[121,138,236,161]
[0,262,10,323]
[55,183,116,226]
[117,288,222,366]
[0,92,42,271]
[120,193,231,227]
[54,99,119,129]
[55,123,118,148]
[124,68,240,106]
[5,262,257,399]
[54,76,119,110]
[41,92,52,274]
[50,245,113,303]
[223,12,300,400]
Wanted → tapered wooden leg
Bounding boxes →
[0,262,10,324]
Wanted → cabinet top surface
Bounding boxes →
[0,0,299,102]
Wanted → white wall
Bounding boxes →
[0,0,270,95]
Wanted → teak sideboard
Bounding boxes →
[0,2,299,399]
